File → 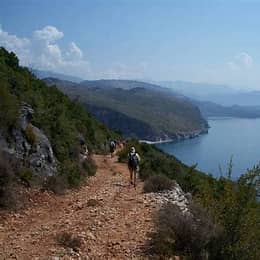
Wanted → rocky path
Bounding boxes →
[0,153,156,259]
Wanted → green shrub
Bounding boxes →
[82,157,97,177]
[44,174,68,194]
[0,151,20,209]
[19,167,33,186]
[143,175,174,193]
[60,160,82,188]
[196,166,260,260]
[0,83,18,130]
[152,202,221,259]
[0,154,13,207]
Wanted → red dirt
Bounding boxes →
[0,153,156,259]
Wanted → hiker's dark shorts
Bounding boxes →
[128,164,137,171]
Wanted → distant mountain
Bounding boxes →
[32,69,83,83]
[79,79,177,92]
[154,80,260,106]
[153,80,234,99]
[45,78,208,141]
[194,100,260,118]
[43,77,78,88]
[209,91,260,106]
[44,77,260,119]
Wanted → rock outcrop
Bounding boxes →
[0,103,57,177]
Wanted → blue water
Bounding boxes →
[156,118,260,179]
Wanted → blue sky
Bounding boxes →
[1,0,260,89]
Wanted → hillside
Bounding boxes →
[45,78,208,141]
[0,47,117,197]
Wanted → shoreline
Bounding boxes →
[139,138,173,144]
[139,127,209,145]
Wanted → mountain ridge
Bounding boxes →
[32,69,84,83]
[44,76,260,118]
[45,78,209,141]
[154,80,260,106]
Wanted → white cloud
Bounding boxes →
[33,25,64,42]
[0,25,147,80]
[237,52,253,68]
[228,52,253,71]
[0,24,31,63]
[67,42,83,59]
[0,25,89,78]
[227,61,239,71]
[0,26,30,49]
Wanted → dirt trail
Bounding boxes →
[0,153,156,259]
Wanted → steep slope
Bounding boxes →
[46,78,208,141]
[0,48,117,192]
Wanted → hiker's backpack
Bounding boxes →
[110,141,115,148]
[128,152,138,169]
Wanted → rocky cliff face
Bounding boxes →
[0,103,57,177]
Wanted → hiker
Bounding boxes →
[128,146,141,187]
[109,140,116,157]
[79,135,89,161]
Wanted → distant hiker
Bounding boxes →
[118,139,124,149]
[109,140,116,157]
[79,134,88,160]
[128,146,141,187]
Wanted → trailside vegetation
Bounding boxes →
[118,140,260,259]
[0,47,117,193]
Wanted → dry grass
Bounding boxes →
[56,231,82,250]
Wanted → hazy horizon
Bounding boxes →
[2,0,260,90]
[33,69,257,93]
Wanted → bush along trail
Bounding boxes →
[0,151,162,259]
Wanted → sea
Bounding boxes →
[156,117,260,179]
